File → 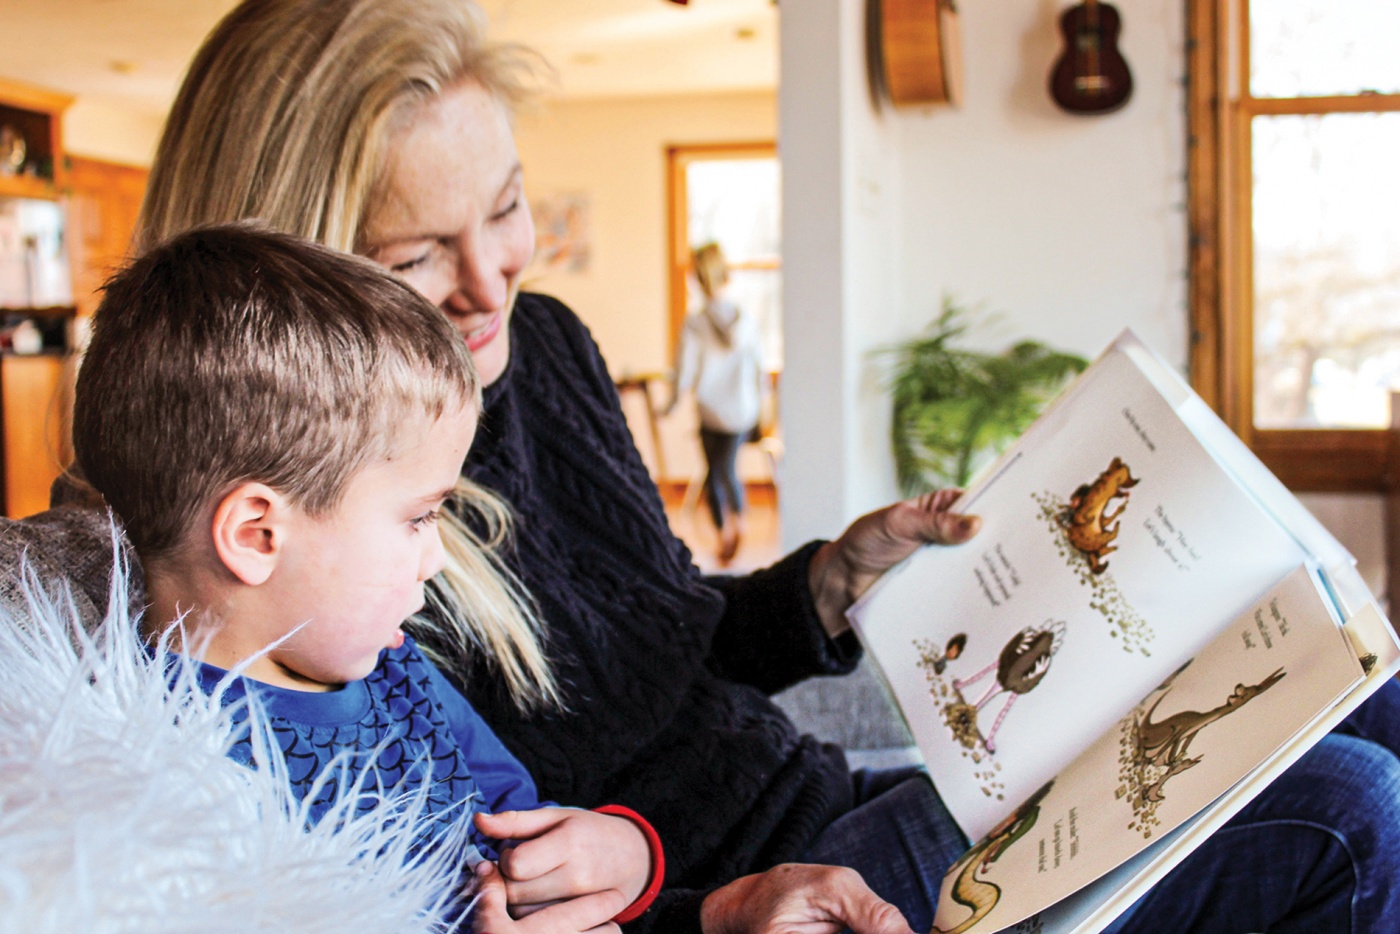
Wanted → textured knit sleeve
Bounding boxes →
[704,541,862,694]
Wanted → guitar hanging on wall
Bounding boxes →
[1049,0,1132,115]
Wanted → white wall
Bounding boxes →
[514,91,776,378]
[778,0,1385,592]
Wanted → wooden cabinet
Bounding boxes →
[1,352,68,518]
[0,79,71,201]
[0,76,147,517]
[66,156,148,316]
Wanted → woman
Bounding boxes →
[665,242,769,564]
[90,0,1400,930]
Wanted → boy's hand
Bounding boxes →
[475,807,651,916]
[471,861,623,933]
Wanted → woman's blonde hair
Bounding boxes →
[137,0,558,712]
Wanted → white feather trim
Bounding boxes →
[0,534,470,933]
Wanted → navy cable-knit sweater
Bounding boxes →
[413,293,864,933]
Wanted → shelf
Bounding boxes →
[0,79,73,202]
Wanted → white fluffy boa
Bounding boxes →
[0,540,470,933]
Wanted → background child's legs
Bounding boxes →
[699,426,745,531]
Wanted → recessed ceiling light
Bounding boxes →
[735,27,757,40]
[109,60,138,75]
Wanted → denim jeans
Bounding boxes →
[802,679,1400,934]
[698,426,746,529]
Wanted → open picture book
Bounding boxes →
[847,330,1400,934]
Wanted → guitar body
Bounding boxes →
[1050,0,1132,115]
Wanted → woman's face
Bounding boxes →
[361,81,534,386]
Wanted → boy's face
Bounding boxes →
[258,402,477,688]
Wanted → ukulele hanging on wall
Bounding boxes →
[1049,0,1132,115]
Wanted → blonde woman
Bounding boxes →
[666,242,768,563]
[33,0,1400,931]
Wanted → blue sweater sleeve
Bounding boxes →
[419,658,553,813]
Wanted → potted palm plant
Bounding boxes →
[877,297,1088,494]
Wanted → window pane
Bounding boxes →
[685,157,783,369]
[686,158,780,263]
[1252,113,1400,429]
[1250,0,1400,98]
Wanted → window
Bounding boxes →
[1189,0,1400,490]
[665,142,781,369]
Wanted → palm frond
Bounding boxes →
[875,297,1088,493]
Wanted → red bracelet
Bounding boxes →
[593,804,665,923]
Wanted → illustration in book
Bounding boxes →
[924,566,1365,934]
[850,331,1400,932]
[1118,662,1286,837]
[850,339,1316,841]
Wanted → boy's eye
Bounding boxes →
[410,509,441,530]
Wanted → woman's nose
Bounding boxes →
[447,239,511,314]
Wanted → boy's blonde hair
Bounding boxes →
[74,225,554,709]
[132,0,559,711]
[692,242,729,300]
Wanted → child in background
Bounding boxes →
[70,224,663,932]
[665,242,768,565]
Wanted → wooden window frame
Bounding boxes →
[1187,0,1400,492]
[665,141,778,358]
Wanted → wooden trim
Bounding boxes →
[1187,0,1398,491]
[0,78,73,116]
[1253,430,1388,493]
[664,141,778,360]
[1186,0,1222,412]
[1246,94,1400,116]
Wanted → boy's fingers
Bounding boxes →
[469,863,513,932]
[475,808,566,841]
[516,889,628,932]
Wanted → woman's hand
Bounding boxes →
[471,861,623,933]
[808,489,981,639]
[475,808,651,916]
[699,864,915,934]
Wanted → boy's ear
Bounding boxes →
[211,482,292,586]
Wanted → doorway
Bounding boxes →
[662,141,782,570]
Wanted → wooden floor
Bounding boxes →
[661,485,782,574]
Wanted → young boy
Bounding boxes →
[70,224,663,931]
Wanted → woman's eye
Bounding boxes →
[390,252,431,274]
[491,198,520,222]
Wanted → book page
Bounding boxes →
[928,565,1362,934]
[849,336,1315,841]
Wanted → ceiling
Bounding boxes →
[0,0,778,120]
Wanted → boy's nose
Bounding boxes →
[421,529,448,581]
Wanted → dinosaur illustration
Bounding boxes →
[1133,667,1285,804]
[952,621,1066,753]
[1058,457,1138,575]
[932,781,1054,934]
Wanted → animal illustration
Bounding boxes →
[1059,456,1138,574]
[933,781,1054,934]
[1133,667,1285,805]
[953,621,1066,753]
